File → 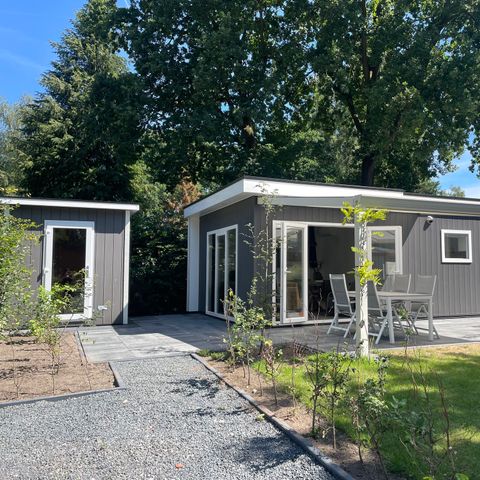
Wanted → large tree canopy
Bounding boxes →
[18,0,143,201]
[121,0,480,189]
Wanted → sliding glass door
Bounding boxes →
[206,225,237,316]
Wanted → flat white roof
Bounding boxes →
[184,176,480,218]
[0,196,140,212]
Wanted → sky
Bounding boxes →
[1,0,479,197]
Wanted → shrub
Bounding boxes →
[0,207,38,337]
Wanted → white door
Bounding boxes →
[43,220,95,320]
[277,222,308,324]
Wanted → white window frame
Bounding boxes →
[367,225,403,274]
[205,224,238,318]
[441,229,472,264]
[43,220,95,321]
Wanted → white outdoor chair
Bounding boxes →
[392,274,411,293]
[389,273,412,319]
[406,275,439,338]
[381,275,394,291]
[327,274,356,338]
[367,281,389,344]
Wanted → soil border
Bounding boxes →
[191,352,356,480]
[0,360,126,409]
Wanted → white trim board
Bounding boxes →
[187,215,200,311]
[205,224,238,317]
[1,196,139,212]
[184,177,480,218]
[43,220,95,321]
[441,229,472,264]
[123,211,131,324]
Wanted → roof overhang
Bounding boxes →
[263,194,480,217]
[0,197,140,213]
[184,177,480,218]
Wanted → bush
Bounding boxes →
[0,207,38,337]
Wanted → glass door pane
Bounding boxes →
[274,224,282,321]
[371,229,397,278]
[52,228,87,314]
[285,225,306,320]
[207,234,216,313]
[216,234,226,314]
[226,229,236,294]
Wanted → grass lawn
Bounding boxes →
[255,344,480,479]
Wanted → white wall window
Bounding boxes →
[205,225,237,316]
[441,229,472,263]
[368,226,403,278]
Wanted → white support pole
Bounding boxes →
[186,215,200,311]
[354,212,369,357]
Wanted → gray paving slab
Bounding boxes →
[79,313,480,363]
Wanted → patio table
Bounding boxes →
[348,291,435,344]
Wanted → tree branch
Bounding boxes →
[332,84,364,135]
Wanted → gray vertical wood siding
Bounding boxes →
[256,204,480,317]
[12,205,126,325]
[198,198,256,312]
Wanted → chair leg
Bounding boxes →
[375,318,388,345]
[327,312,339,335]
[343,315,355,338]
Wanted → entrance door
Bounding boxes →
[276,222,308,324]
[43,220,95,320]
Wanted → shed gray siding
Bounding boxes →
[12,205,126,325]
[253,203,480,317]
[198,198,255,312]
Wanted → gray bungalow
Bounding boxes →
[1,196,139,325]
[185,176,480,325]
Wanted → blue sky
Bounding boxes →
[1,1,479,197]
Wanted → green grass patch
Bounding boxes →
[254,345,480,479]
[197,349,230,361]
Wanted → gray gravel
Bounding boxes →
[0,355,333,480]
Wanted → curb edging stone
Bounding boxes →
[0,361,125,409]
[191,352,356,480]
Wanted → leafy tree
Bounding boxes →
[283,0,480,187]
[0,99,28,194]
[119,0,347,188]
[121,0,480,190]
[18,0,143,201]
[129,160,200,314]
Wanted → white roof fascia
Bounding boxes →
[184,178,249,217]
[267,194,480,217]
[184,178,403,218]
[184,178,480,218]
[0,197,140,212]
[358,195,480,216]
[258,195,360,209]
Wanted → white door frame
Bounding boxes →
[43,220,95,320]
[273,221,309,324]
[205,224,238,318]
[273,220,354,324]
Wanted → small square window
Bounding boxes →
[441,229,472,263]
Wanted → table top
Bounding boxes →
[378,291,433,300]
[348,290,432,300]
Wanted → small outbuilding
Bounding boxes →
[185,176,480,324]
[1,196,139,325]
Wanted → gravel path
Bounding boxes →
[0,355,333,480]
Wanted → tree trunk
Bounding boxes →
[360,153,375,186]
